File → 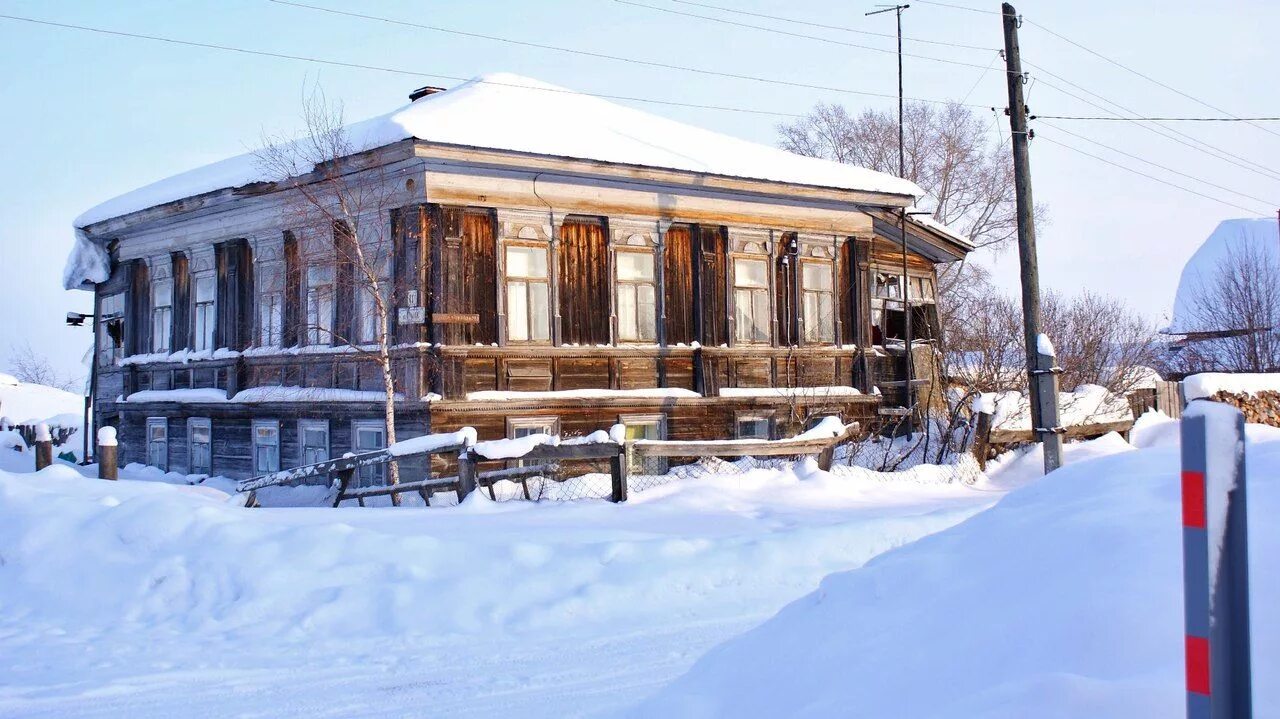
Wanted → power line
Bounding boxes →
[1038,133,1270,216]
[1033,114,1280,122]
[960,50,1003,105]
[269,0,985,108]
[1023,18,1280,140]
[1037,120,1279,207]
[666,0,997,51]
[612,0,1002,75]
[912,0,1000,15]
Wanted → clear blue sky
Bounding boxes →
[3,0,1278,384]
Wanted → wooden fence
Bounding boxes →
[237,422,861,507]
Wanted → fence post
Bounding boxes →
[97,426,118,481]
[610,445,629,503]
[457,451,476,501]
[971,409,993,471]
[1180,400,1251,719]
[34,422,53,471]
[329,467,355,508]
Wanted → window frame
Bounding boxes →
[503,242,552,344]
[618,413,667,474]
[259,290,283,348]
[98,292,126,365]
[299,419,330,466]
[192,273,217,352]
[146,417,168,471]
[506,416,560,467]
[151,278,174,353]
[734,410,775,440]
[799,258,836,345]
[305,264,335,346]
[252,419,281,475]
[351,419,387,487]
[732,255,773,345]
[187,417,212,475]
[870,268,936,344]
[355,254,392,345]
[614,249,658,343]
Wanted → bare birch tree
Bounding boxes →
[257,88,410,501]
[1168,242,1280,373]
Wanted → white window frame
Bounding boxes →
[504,243,551,343]
[734,411,775,440]
[351,419,387,487]
[355,254,391,345]
[146,417,168,470]
[732,256,772,345]
[151,278,173,352]
[615,249,657,343]
[188,417,212,475]
[193,274,216,351]
[259,291,283,348]
[800,259,836,345]
[252,419,281,475]
[618,413,667,474]
[506,416,560,467]
[299,419,330,466]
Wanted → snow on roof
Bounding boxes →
[75,73,923,231]
[1183,371,1280,400]
[1166,218,1279,334]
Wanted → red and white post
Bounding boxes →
[1180,400,1252,718]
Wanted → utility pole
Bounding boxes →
[1001,2,1062,472]
[867,3,913,435]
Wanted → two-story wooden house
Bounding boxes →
[65,73,971,480]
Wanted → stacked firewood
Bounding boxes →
[1207,390,1280,428]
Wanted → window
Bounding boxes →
[152,279,173,352]
[188,418,211,475]
[735,412,774,440]
[259,291,283,347]
[146,417,167,470]
[733,258,771,344]
[871,271,905,342]
[505,245,550,342]
[98,293,125,364]
[193,275,216,351]
[507,416,559,467]
[619,414,666,474]
[801,260,835,344]
[616,251,657,342]
[299,419,330,466]
[306,265,335,345]
[252,420,280,475]
[355,256,391,345]
[352,420,387,487]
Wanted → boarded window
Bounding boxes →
[558,217,609,345]
[505,245,550,342]
[172,252,191,351]
[282,231,301,347]
[616,250,657,342]
[441,209,498,345]
[698,226,729,346]
[663,224,695,345]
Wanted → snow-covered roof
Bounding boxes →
[75,73,924,230]
[1166,218,1279,334]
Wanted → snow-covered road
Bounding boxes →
[0,455,998,718]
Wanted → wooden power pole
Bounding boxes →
[1001,3,1063,472]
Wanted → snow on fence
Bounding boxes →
[236,421,862,507]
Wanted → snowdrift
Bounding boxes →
[635,427,1279,718]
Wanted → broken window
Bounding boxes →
[98,293,125,365]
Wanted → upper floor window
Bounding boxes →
[98,293,125,364]
[616,250,656,342]
[260,291,283,347]
[733,257,771,344]
[505,245,550,342]
[355,255,391,345]
[801,260,835,344]
[306,265,334,345]
[193,275,216,351]
[152,279,173,353]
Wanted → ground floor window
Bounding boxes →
[352,420,386,487]
[188,417,211,475]
[619,413,666,475]
[146,417,167,470]
[299,419,330,466]
[252,419,280,475]
[735,411,774,440]
[507,416,560,467]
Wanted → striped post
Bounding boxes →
[1180,402,1252,718]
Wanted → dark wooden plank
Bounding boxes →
[664,224,695,345]
[698,225,729,347]
[282,231,301,348]
[558,217,610,345]
[172,251,191,351]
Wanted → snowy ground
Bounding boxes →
[0,450,998,718]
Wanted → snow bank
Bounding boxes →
[1183,372,1280,400]
[635,433,1280,718]
[0,377,84,426]
[978,383,1132,430]
[74,74,925,234]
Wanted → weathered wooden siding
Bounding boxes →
[697,225,729,347]
[558,217,610,345]
[663,224,695,345]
